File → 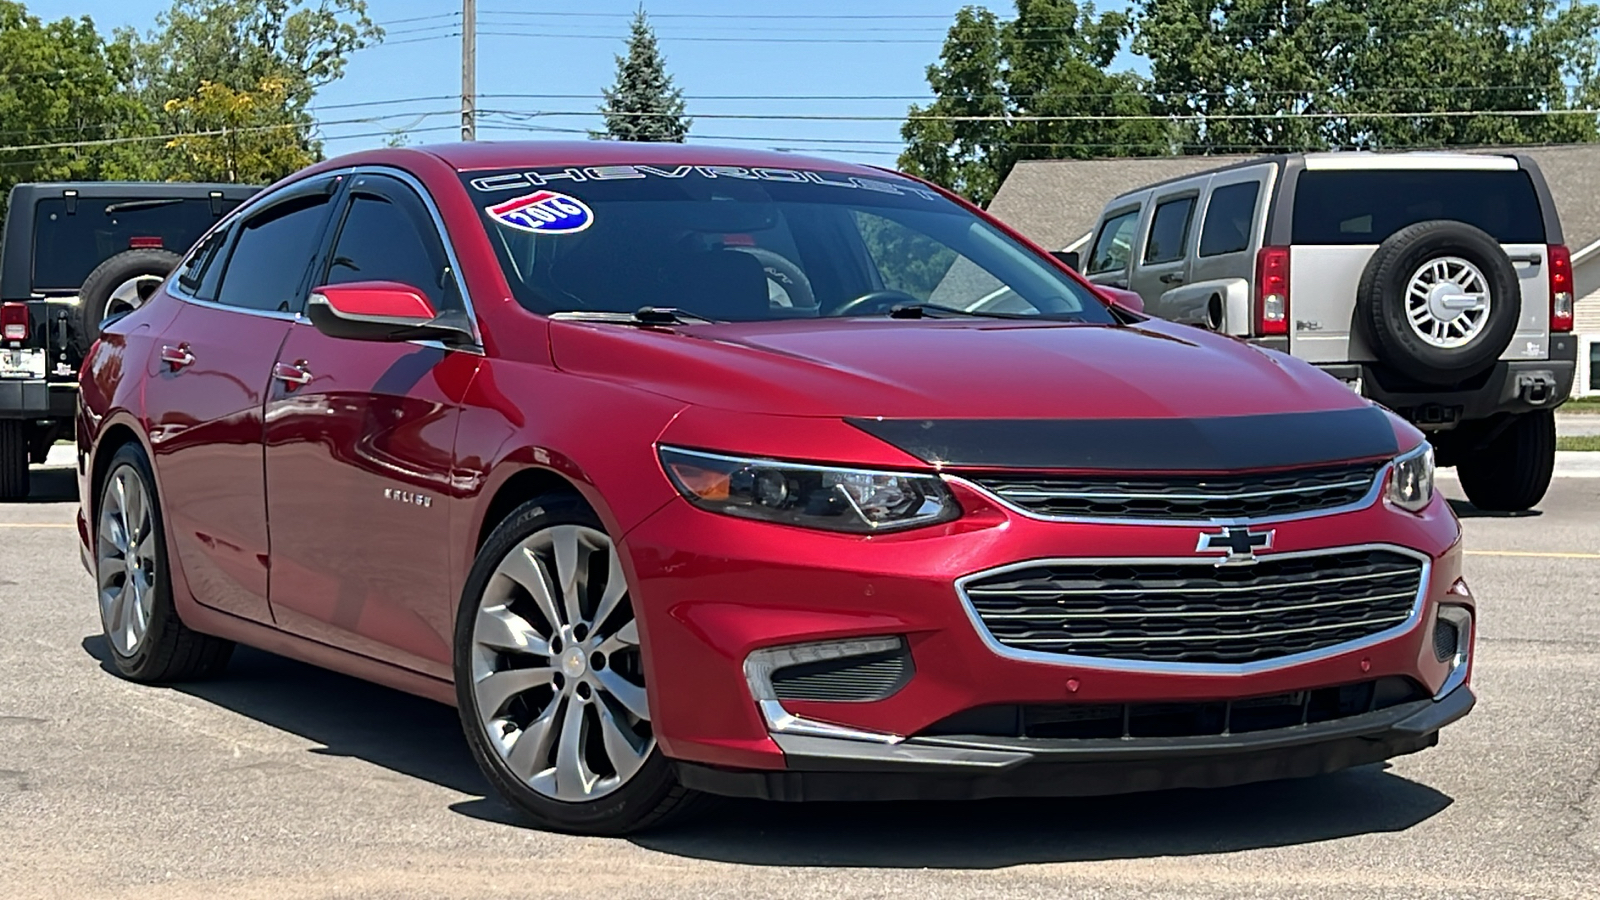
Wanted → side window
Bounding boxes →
[1143,196,1196,264]
[1198,182,1261,257]
[1086,208,1139,275]
[213,194,332,313]
[176,226,230,301]
[322,176,459,312]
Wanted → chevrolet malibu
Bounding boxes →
[77,142,1474,834]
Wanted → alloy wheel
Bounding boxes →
[1405,256,1492,349]
[469,525,653,802]
[97,466,156,657]
[104,275,164,320]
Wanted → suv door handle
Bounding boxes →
[159,344,195,371]
[1159,273,1186,284]
[273,361,312,390]
[1507,253,1542,266]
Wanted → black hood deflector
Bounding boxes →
[848,407,1399,472]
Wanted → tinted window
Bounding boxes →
[175,227,230,301]
[1144,197,1195,264]
[214,195,330,312]
[1087,209,1139,275]
[464,168,1115,324]
[323,182,459,311]
[32,197,239,291]
[1198,182,1260,257]
[1292,169,1545,244]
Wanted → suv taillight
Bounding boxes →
[1,302,27,342]
[1549,243,1574,333]
[1254,246,1290,336]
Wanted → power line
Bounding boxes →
[444,107,1600,124]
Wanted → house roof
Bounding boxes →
[987,145,1600,261]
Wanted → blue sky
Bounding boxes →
[28,0,1145,163]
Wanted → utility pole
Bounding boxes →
[461,0,476,141]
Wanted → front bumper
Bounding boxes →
[623,472,1469,780]
[677,682,1474,801]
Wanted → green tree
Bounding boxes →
[595,8,690,142]
[900,1,1172,206]
[1134,0,1600,153]
[163,77,316,182]
[119,0,381,178]
[0,3,157,209]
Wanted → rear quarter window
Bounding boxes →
[1291,169,1546,245]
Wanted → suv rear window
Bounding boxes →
[1291,169,1545,245]
[31,197,236,291]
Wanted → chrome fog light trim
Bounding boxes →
[744,637,905,745]
[1434,604,1473,700]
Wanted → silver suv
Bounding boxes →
[1081,151,1577,512]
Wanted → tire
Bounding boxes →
[0,420,28,501]
[1456,410,1556,512]
[94,443,233,681]
[454,495,700,835]
[1355,220,1521,386]
[75,249,182,352]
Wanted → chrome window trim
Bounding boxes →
[947,461,1390,528]
[953,543,1432,676]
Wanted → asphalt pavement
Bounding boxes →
[2,450,1598,900]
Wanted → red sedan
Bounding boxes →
[77,143,1473,834]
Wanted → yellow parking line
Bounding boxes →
[1466,549,1600,560]
[0,523,74,528]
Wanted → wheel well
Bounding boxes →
[476,467,585,550]
[89,424,141,520]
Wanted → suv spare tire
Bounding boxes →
[1355,220,1520,386]
[75,248,182,352]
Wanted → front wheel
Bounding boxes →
[1456,410,1556,512]
[454,495,698,834]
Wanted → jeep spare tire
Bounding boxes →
[1355,220,1520,385]
[75,248,182,351]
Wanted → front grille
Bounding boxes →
[963,548,1424,665]
[770,645,913,702]
[920,677,1428,739]
[971,462,1384,521]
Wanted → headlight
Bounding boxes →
[659,446,959,533]
[1387,442,1435,513]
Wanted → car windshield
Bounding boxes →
[461,165,1116,324]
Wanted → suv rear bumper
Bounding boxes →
[0,378,76,419]
[1282,334,1576,428]
[677,683,1474,802]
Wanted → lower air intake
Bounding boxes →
[769,645,913,702]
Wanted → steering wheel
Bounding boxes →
[726,246,816,311]
[829,289,923,317]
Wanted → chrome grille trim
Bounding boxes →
[950,462,1389,527]
[1000,614,1414,645]
[966,567,1404,598]
[977,590,1419,622]
[954,544,1431,676]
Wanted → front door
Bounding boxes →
[264,172,478,678]
[145,181,338,624]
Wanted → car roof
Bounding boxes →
[326,140,897,178]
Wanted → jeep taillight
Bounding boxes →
[1254,246,1290,336]
[1549,243,1574,333]
[1,302,27,341]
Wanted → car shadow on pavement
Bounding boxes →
[80,637,490,797]
[1447,498,1542,519]
[628,767,1453,867]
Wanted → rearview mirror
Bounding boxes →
[306,281,474,344]
[1050,250,1080,271]
[1096,285,1145,315]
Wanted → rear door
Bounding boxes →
[1083,203,1143,290]
[145,178,338,624]
[263,171,477,678]
[1129,189,1198,309]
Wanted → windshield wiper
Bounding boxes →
[550,306,722,326]
[104,198,184,214]
[886,303,1072,321]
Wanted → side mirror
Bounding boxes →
[1096,285,1145,315]
[306,281,473,344]
[1050,250,1080,271]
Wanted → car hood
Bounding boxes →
[549,317,1371,422]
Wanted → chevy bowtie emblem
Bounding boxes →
[1196,525,1274,565]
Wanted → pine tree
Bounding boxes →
[594,8,690,142]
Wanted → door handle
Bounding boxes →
[1159,273,1186,284]
[159,344,195,371]
[273,361,312,390]
[1507,253,1542,266]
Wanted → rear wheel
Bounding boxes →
[95,443,233,681]
[75,248,182,352]
[454,495,699,835]
[1456,410,1556,512]
[0,420,27,500]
